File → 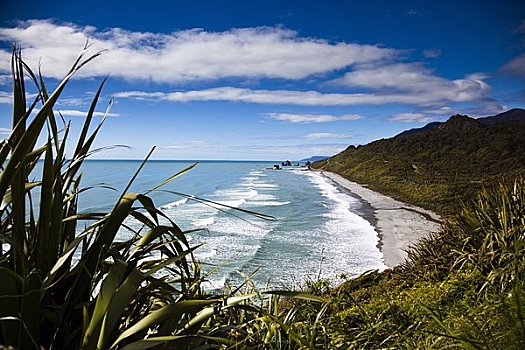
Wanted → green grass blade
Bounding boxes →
[145,162,198,194]
[0,51,99,202]
[263,290,329,303]
[110,299,219,349]
[162,190,275,221]
[97,268,145,350]
[119,336,197,350]
[0,182,40,211]
[73,77,107,157]
[36,140,53,272]
[82,259,128,350]
[136,194,159,225]
[0,268,21,345]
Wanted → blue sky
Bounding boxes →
[0,0,524,160]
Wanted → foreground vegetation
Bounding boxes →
[0,49,264,349]
[1,50,524,349]
[266,178,525,348]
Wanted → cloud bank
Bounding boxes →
[265,113,362,123]
[388,113,435,123]
[0,20,396,82]
[501,53,525,77]
[114,83,496,107]
[54,109,120,117]
[306,132,354,139]
[0,19,508,116]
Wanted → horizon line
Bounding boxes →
[82,158,318,162]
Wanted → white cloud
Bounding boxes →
[306,132,354,139]
[57,97,91,107]
[501,53,525,77]
[0,91,12,104]
[31,108,119,118]
[162,141,207,149]
[56,109,119,117]
[332,63,493,105]
[114,91,166,100]
[0,20,397,82]
[388,113,434,123]
[422,106,454,115]
[266,112,362,123]
[335,63,487,94]
[0,74,10,85]
[0,20,503,116]
[239,143,348,158]
[151,141,346,160]
[1,92,117,118]
[0,19,502,114]
[0,127,12,134]
[498,20,525,77]
[403,101,508,122]
[115,83,494,107]
[422,49,442,58]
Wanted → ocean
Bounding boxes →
[76,160,386,288]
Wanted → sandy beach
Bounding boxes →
[321,171,442,268]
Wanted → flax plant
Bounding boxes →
[0,48,253,349]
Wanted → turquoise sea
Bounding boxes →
[75,160,386,288]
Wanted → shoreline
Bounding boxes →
[320,171,441,268]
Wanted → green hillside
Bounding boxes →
[313,109,525,214]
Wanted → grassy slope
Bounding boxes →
[265,178,525,349]
[273,111,525,349]
[313,112,525,215]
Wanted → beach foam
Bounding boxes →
[301,171,387,277]
[246,200,291,207]
[193,217,216,227]
[160,198,188,209]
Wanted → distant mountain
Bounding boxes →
[314,109,525,214]
[396,108,525,137]
[477,108,525,126]
[396,121,442,137]
[301,156,330,162]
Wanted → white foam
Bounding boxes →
[160,198,188,209]
[251,193,278,201]
[2,243,10,254]
[304,172,360,206]
[216,188,258,199]
[247,200,291,207]
[288,167,310,172]
[193,217,215,227]
[201,276,227,290]
[196,248,217,259]
[251,183,279,189]
[298,171,387,276]
[211,217,270,238]
[213,199,246,208]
